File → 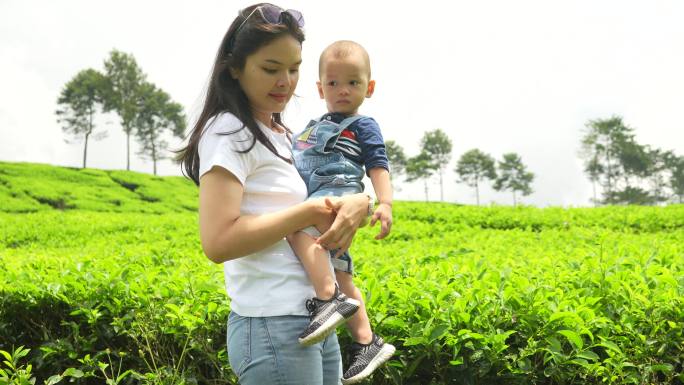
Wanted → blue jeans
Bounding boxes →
[227,311,343,385]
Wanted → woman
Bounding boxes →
[178,3,372,384]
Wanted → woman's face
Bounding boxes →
[231,34,302,124]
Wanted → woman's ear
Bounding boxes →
[229,66,240,80]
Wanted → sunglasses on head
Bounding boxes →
[235,4,305,36]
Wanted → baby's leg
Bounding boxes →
[287,230,336,299]
[335,270,373,344]
[336,270,396,383]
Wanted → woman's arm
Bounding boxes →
[316,193,372,257]
[199,166,370,264]
[199,166,332,263]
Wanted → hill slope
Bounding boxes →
[3,161,684,232]
[0,161,197,213]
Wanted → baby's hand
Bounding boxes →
[370,203,392,240]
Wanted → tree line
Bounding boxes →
[579,115,684,205]
[56,50,186,175]
[384,129,535,205]
[57,53,680,206]
[384,116,683,206]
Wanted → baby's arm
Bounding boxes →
[368,167,393,240]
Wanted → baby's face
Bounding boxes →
[317,54,373,116]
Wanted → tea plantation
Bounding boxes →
[1,162,682,384]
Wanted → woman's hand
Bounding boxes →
[316,194,370,257]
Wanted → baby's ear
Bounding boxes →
[366,80,376,98]
[316,81,325,99]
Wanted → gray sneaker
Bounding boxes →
[298,285,360,346]
[342,334,396,384]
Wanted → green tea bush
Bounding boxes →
[1,163,682,384]
[0,162,196,214]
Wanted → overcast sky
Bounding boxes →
[2,0,683,207]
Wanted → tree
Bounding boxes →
[455,149,497,205]
[607,186,653,206]
[406,152,437,202]
[385,140,407,191]
[580,116,626,203]
[646,148,674,204]
[669,155,684,203]
[103,49,146,171]
[580,116,647,205]
[55,69,108,168]
[420,129,452,201]
[494,153,534,206]
[616,138,650,195]
[584,154,604,206]
[134,83,187,175]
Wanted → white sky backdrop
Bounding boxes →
[1,0,683,206]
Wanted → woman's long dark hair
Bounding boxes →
[177,3,305,185]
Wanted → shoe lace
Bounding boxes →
[305,299,318,319]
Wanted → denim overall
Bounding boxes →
[292,115,367,273]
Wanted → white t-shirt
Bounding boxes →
[198,112,315,317]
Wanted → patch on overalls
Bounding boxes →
[295,124,319,150]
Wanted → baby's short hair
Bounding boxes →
[319,40,371,79]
